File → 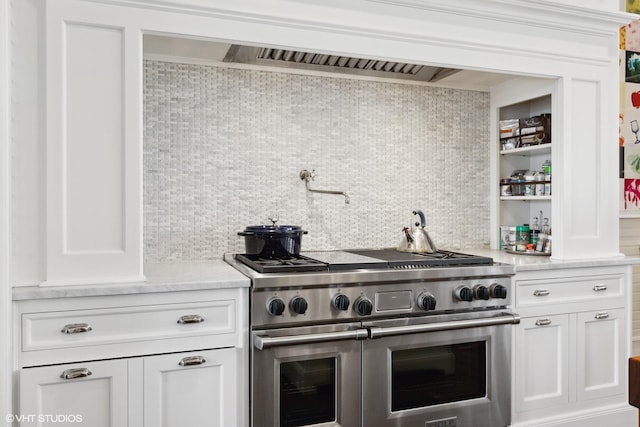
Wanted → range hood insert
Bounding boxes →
[223,45,461,83]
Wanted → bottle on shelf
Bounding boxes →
[530,217,540,247]
[542,160,551,195]
[542,218,552,254]
[535,171,545,196]
[515,224,530,252]
[535,217,551,253]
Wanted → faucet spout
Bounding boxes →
[300,169,350,204]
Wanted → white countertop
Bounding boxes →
[12,251,640,301]
[466,248,640,271]
[12,260,250,301]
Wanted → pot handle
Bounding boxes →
[413,210,426,228]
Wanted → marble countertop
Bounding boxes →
[466,248,640,271]
[12,260,250,301]
[12,250,640,301]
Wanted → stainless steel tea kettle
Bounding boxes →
[397,209,437,254]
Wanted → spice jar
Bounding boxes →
[500,179,512,196]
[524,171,536,196]
[535,171,545,196]
[510,171,526,196]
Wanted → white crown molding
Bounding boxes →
[369,0,635,35]
[84,0,626,73]
[88,0,635,37]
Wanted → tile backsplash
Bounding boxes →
[143,60,490,262]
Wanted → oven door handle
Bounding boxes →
[254,329,368,350]
[368,312,521,339]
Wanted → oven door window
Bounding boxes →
[391,341,486,411]
[280,358,336,427]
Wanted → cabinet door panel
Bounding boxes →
[143,348,238,427]
[577,308,626,401]
[19,359,128,427]
[515,314,570,412]
[45,0,143,285]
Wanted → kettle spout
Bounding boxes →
[402,227,414,243]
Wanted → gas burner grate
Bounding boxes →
[235,254,328,273]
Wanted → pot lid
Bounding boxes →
[243,225,303,233]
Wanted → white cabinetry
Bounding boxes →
[511,267,632,427]
[576,308,625,401]
[15,288,247,427]
[44,0,143,285]
[515,313,570,412]
[20,359,129,427]
[143,348,237,427]
[20,348,237,427]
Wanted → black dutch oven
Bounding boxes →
[238,225,308,259]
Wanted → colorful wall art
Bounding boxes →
[620,12,640,215]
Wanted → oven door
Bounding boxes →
[251,323,367,427]
[362,311,519,427]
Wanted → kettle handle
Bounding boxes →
[413,210,426,228]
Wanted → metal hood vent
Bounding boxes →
[223,45,460,83]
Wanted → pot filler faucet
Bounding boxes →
[300,169,350,204]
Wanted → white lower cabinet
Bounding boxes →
[515,314,570,412]
[15,288,247,427]
[576,308,625,401]
[20,359,129,427]
[143,348,237,427]
[511,267,633,427]
[19,348,237,427]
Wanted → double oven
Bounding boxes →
[227,249,519,427]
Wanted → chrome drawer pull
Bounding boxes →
[179,356,206,366]
[595,312,610,320]
[61,323,92,334]
[533,289,550,297]
[177,314,205,324]
[60,368,92,380]
[535,318,552,326]
[593,284,608,292]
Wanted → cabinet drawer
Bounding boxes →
[516,275,623,307]
[22,299,236,352]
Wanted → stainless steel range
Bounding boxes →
[226,248,519,427]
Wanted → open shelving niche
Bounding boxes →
[498,94,552,245]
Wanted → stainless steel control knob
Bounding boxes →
[290,296,308,315]
[416,292,437,310]
[474,285,490,300]
[490,283,508,299]
[332,294,350,311]
[353,297,373,316]
[455,286,474,302]
[267,297,286,316]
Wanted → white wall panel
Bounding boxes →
[45,1,143,285]
[65,24,124,253]
[554,73,621,259]
[568,79,600,237]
